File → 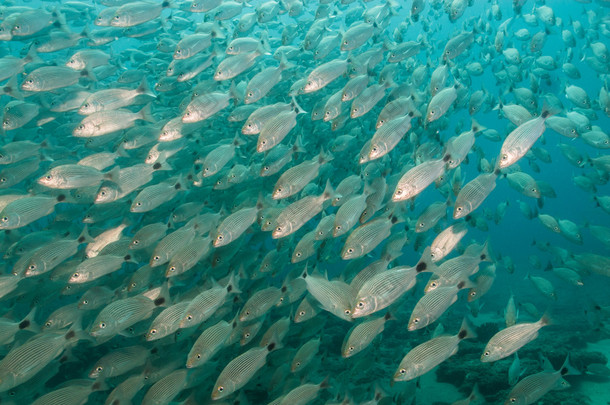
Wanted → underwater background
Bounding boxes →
[0,0,609,403]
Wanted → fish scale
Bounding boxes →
[0,331,72,392]
[342,314,389,357]
[212,343,275,400]
[239,286,282,321]
[147,301,189,341]
[482,316,548,362]
[272,184,332,239]
[187,320,232,368]
[142,369,189,405]
[393,158,446,201]
[342,215,394,259]
[180,286,229,328]
[150,225,197,267]
[333,192,368,237]
[453,172,498,219]
[89,346,148,378]
[368,113,413,160]
[394,333,462,381]
[166,236,211,276]
[91,295,156,337]
[408,285,460,330]
[302,272,353,321]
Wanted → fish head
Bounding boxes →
[504,395,527,405]
[407,313,429,331]
[182,107,200,123]
[392,184,412,201]
[90,318,116,337]
[173,47,187,60]
[244,88,261,105]
[78,101,97,115]
[453,201,471,219]
[211,380,235,400]
[393,365,416,382]
[88,363,105,378]
[110,12,129,27]
[341,242,364,260]
[351,296,375,318]
[20,75,39,92]
[37,172,58,188]
[73,121,95,137]
[69,270,89,284]
[95,184,119,204]
[303,77,322,93]
[242,120,259,135]
[423,276,442,293]
[66,57,85,71]
[257,135,275,153]
[498,150,519,169]
[368,142,387,160]
[24,258,42,277]
[480,346,500,363]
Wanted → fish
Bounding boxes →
[481,313,550,362]
[504,355,578,405]
[211,339,280,400]
[394,319,476,381]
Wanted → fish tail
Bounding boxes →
[136,77,156,98]
[138,103,155,123]
[457,317,477,340]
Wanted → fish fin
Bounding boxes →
[19,306,40,334]
[138,103,155,123]
[539,311,552,327]
[77,225,95,244]
[103,166,120,183]
[457,317,477,340]
[136,77,156,98]
[291,96,307,115]
[415,246,436,273]
[321,179,336,201]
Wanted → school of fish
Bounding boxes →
[0,0,609,403]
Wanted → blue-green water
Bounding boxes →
[0,0,609,404]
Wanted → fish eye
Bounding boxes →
[501,154,508,160]
[99,322,106,328]
[347,248,354,254]
[348,346,354,352]
[395,189,403,195]
[136,202,142,206]
[217,386,224,392]
[14,25,20,30]
[344,309,351,315]
[244,332,250,338]
[45,321,52,327]
[276,226,282,232]
[114,15,119,19]
[295,252,301,257]
[399,368,406,374]
[96,366,103,372]
[150,329,157,334]
[483,351,490,356]
[186,315,193,320]
[299,310,305,316]
[509,398,516,403]
[28,264,36,270]
[153,255,160,261]
[82,299,88,305]
[168,266,176,272]
[456,207,463,212]
[26,79,33,84]
[413,318,419,324]
[470,291,476,297]
[196,353,201,359]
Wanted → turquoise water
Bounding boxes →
[0,0,609,403]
